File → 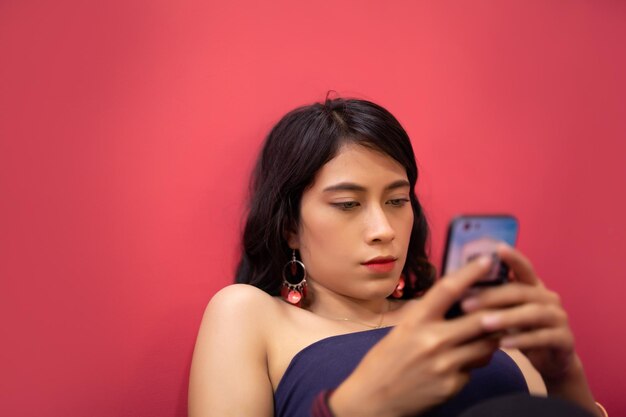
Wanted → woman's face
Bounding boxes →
[290,142,414,301]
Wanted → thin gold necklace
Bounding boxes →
[330,300,390,329]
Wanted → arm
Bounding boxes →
[188,284,274,417]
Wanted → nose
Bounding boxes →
[364,205,395,244]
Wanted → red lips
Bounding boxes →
[362,256,397,273]
[362,256,397,265]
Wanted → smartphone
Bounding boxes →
[442,214,519,319]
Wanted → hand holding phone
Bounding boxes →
[441,215,519,319]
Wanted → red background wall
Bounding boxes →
[1,1,624,416]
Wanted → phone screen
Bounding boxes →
[443,215,518,281]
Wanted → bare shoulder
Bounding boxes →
[189,284,279,417]
[194,283,285,357]
[206,283,279,317]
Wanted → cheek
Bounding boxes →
[392,204,414,224]
[301,213,350,255]
[395,209,414,244]
[298,213,354,275]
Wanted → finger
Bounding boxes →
[422,312,494,348]
[417,256,493,319]
[479,303,568,333]
[499,327,574,351]
[446,337,500,372]
[496,244,541,285]
[461,284,560,313]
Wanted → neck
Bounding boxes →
[305,282,391,324]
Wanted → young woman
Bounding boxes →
[188,98,604,417]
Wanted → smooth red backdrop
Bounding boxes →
[1,1,624,416]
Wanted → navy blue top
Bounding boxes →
[274,327,529,417]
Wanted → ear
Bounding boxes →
[283,223,300,250]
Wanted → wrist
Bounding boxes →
[544,354,603,417]
[543,353,585,389]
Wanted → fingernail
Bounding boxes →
[461,297,479,312]
[496,243,511,252]
[478,255,492,266]
[481,314,501,330]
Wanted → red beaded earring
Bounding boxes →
[392,274,405,298]
[281,249,307,307]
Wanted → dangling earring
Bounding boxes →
[392,274,405,298]
[281,249,307,307]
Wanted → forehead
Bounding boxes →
[311,143,408,188]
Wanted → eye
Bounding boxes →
[332,201,360,211]
[387,198,410,207]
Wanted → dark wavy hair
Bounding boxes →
[235,97,436,298]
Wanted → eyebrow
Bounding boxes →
[322,179,411,193]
